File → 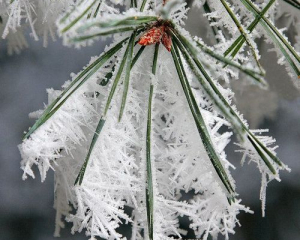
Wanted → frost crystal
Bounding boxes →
[4,0,299,239]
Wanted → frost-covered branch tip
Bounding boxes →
[10,0,300,239]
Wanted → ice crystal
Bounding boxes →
[2,0,299,239]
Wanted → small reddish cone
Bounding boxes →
[161,32,172,52]
[138,26,164,46]
[138,24,172,52]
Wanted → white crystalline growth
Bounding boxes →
[15,0,294,239]
[18,41,251,239]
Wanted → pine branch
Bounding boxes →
[16,1,296,238]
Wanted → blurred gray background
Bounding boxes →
[1,10,300,240]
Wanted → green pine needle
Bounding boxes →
[194,40,267,87]
[78,16,158,32]
[282,0,300,10]
[171,42,236,198]
[104,39,132,115]
[219,0,264,74]
[118,31,137,121]
[145,84,154,240]
[140,0,148,12]
[145,43,159,240]
[131,46,146,67]
[171,30,284,175]
[74,117,106,185]
[23,38,128,140]
[224,0,276,58]
[172,30,245,140]
[61,0,98,33]
[59,0,85,24]
[87,0,103,19]
[240,0,300,77]
[72,27,138,42]
[223,0,273,70]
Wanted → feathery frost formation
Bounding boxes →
[3,0,299,239]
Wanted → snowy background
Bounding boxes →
[1,9,300,240]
